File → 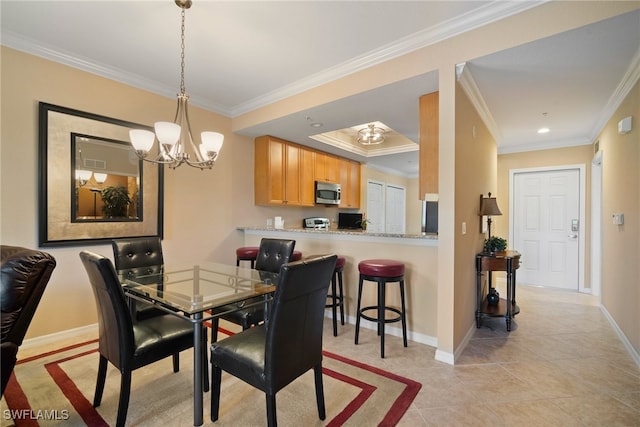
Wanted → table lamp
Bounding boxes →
[479,192,502,239]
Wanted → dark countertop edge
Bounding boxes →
[236,226,437,240]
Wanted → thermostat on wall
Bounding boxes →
[618,116,632,134]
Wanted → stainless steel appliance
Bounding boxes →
[315,181,341,205]
[303,217,330,230]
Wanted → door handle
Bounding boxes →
[568,234,578,239]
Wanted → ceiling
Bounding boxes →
[2,2,639,177]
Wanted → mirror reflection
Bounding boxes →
[72,134,142,222]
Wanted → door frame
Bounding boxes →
[590,150,602,298]
[509,164,587,293]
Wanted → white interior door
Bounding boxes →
[513,169,580,290]
[366,180,385,233]
[385,184,406,233]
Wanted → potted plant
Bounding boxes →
[356,218,371,231]
[101,185,131,218]
[483,236,507,254]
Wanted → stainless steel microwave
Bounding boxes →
[315,181,341,205]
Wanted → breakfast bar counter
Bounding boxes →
[237,226,439,348]
[237,226,437,245]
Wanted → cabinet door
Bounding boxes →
[299,148,316,206]
[315,152,339,183]
[345,160,361,208]
[284,143,300,205]
[325,155,339,182]
[339,159,360,208]
[255,136,285,205]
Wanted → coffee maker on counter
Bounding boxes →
[303,217,330,230]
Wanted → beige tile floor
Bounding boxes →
[322,283,640,426]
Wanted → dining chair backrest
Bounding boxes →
[254,238,295,274]
[80,251,135,370]
[265,254,337,392]
[112,237,164,277]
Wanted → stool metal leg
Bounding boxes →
[337,270,345,325]
[400,279,408,347]
[354,275,364,345]
[379,279,386,358]
[330,272,338,337]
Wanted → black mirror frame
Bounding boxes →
[38,102,164,247]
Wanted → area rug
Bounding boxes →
[1,332,420,426]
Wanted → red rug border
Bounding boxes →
[5,339,421,426]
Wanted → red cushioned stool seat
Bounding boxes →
[355,259,408,358]
[236,246,259,269]
[291,251,303,261]
[326,256,346,337]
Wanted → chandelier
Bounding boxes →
[128,0,223,170]
[357,123,385,145]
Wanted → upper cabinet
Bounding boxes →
[338,158,361,209]
[255,136,313,206]
[254,135,360,208]
[419,91,439,199]
[315,152,339,183]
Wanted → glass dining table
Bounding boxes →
[118,262,278,427]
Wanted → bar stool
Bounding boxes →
[291,250,303,261]
[355,259,408,358]
[326,256,346,337]
[236,246,259,269]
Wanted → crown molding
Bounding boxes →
[2,1,544,118]
[588,46,640,143]
[231,1,546,116]
[455,62,502,143]
[498,137,590,155]
[1,31,232,117]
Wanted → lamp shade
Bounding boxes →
[129,129,155,152]
[154,122,181,146]
[201,131,224,153]
[479,195,502,216]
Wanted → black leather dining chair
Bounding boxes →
[1,246,56,397]
[210,254,337,426]
[210,238,295,342]
[79,251,194,427]
[112,237,166,321]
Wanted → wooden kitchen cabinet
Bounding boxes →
[315,152,339,183]
[338,158,361,209]
[299,147,316,206]
[255,135,359,207]
[419,91,438,199]
[255,135,308,206]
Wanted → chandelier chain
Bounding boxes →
[179,7,186,95]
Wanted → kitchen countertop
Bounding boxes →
[237,226,437,240]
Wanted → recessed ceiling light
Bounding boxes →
[537,127,550,134]
[310,122,323,128]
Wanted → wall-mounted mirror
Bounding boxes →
[39,102,163,247]
[72,134,141,221]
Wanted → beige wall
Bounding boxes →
[596,80,639,355]
[0,47,250,337]
[453,82,497,347]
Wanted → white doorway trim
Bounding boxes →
[509,164,587,293]
[590,150,603,298]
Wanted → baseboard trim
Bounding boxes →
[600,305,640,368]
[21,324,98,351]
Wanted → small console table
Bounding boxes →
[475,250,521,331]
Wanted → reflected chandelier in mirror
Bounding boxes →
[72,134,141,222]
